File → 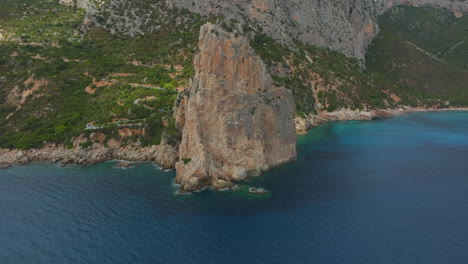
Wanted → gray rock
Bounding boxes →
[74,0,378,60]
[154,138,178,170]
[212,179,234,190]
[115,161,132,169]
[248,187,268,194]
[166,0,379,61]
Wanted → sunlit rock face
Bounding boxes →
[174,23,297,192]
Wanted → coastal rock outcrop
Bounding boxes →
[0,141,178,169]
[154,137,179,170]
[294,108,408,133]
[174,23,297,192]
[115,161,133,168]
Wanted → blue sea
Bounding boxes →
[1,112,467,264]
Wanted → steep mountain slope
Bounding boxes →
[0,0,205,150]
[165,0,378,60]
[62,0,379,60]
[367,6,468,106]
[377,0,468,17]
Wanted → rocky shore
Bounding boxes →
[1,107,466,170]
[0,142,178,169]
[295,107,468,133]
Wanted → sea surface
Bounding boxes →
[1,112,467,264]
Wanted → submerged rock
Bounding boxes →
[115,161,132,169]
[372,110,393,120]
[174,23,297,191]
[212,179,234,190]
[248,187,268,194]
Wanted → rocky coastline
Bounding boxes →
[1,106,465,170]
[0,141,178,170]
[295,107,468,133]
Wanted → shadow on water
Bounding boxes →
[173,112,468,215]
[165,122,381,216]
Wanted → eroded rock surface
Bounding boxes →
[0,140,178,169]
[71,0,378,60]
[166,0,378,60]
[174,23,296,192]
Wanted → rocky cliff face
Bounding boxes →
[166,0,378,61]
[67,0,468,60]
[174,23,297,192]
[60,0,99,12]
[376,0,468,17]
[71,0,378,60]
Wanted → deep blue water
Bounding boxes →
[1,112,468,264]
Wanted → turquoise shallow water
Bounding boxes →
[0,112,467,264]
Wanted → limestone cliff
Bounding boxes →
[71,0,378,60]
[174,23,297,192]
[166,0,378,61]
[376,0,468,17]
[61,0,467,61]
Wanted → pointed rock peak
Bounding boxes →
[174,23,297,192]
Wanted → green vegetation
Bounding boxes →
[0,0,209,149]
[251,6,468,114]
[79,141,94,149]
[1,1,465,151]
[250,33,411,115]
[375,6,468,69]
[366,6,468,106]
[250,34,291,65]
